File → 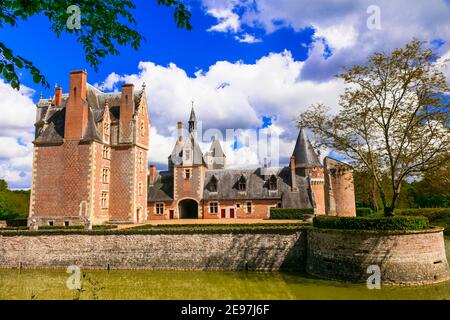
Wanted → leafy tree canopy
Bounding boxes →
[0,0,192,90]
[298,40,450,216]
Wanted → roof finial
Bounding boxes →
[101,82,105,92]
[142,82,146,89]
[54,82,58,88]
[188,100,197,133]
[39,92,43,100]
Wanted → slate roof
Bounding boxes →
[202,167,312,207]
[148,165,313,209]
[169,140,183,166]
[34,84,144,144]
[34,107,66,145]
[148,171,174,201]
[189,106,197,122]
[207,137,225,158]
[292,128,322,168]
[81,107,103,143]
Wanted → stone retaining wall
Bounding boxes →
[307,228,450,285]
[0,231,306,271]
[0,228,449,285]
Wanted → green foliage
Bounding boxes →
[313,215,430,231]
[269,208,314,219]
[0,179,7,191]
[1,224,117,230]
[354,167,450,211]
[157,0,192,30]
[396,208,450,234]
[0,223,305,236]
[355,207,374,216]
[128,223,305,230]
[0,180,30,220]
[298,40,450,216]
[0,0,192,90]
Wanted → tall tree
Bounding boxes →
[297,40,450,216]
[0,0,192,90]
[411,162,450,208]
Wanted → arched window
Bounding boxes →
[238,175,246,191]
[268,175,277,191]
[209,175,218,192]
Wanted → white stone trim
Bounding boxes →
[28,146,38,219]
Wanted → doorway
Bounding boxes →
[178,199,198,219]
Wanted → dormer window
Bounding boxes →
[185,150,191,161]
[238,175,246,192]
[268,175,277,191]
[209,176,218,192]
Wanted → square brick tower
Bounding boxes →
[28,71,150,226]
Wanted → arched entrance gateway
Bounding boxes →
[178,199,198,219]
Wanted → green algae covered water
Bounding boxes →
[1,238,450,300]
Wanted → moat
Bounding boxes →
[1,237,450,300]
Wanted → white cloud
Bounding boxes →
[438,50,450,85]
[104,51,345,170]
[234,33,262,43]
[206,7,241,33]
[0,80,35,189]
[314,24,357,50]
[202,0,450,80]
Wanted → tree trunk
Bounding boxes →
[384,191,399,217]
[384,206,394,217]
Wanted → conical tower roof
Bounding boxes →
[292,128,322,168]
[189,106,197,122]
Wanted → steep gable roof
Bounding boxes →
[34,82,145,144]
[208,137,225,158]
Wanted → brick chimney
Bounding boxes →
[290,155,298,192]
[177,121,183,142]
[64,70,88,140]
[54,86,62,107]
[149,165,157,185]
[119,83,135,143]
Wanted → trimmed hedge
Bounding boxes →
[5,219,27,227]
[313,215,430,231]
[128,223,304,230]
[395,208,450,235]
[269,208,314,220]
[0,224,306,237]
[1,224,118,231]
[395,208,450,219]
[356,207,373,217]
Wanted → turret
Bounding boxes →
[292,127,325,215]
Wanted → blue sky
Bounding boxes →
[1,0,450,189]
[0,0,313,99]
